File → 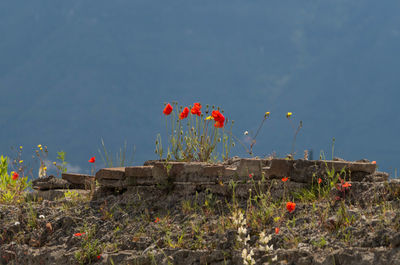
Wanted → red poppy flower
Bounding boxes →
[97,255,101,260]
[88,157,96,163]
[191,103,202,116]
[286,202,296,213]
[281,177,288,182]
[371,161,376,164]
[318,178,322,184]
[12,172,19,181]
[163,103,173,115]
[342,182,352,188]
[74,232,85,237]
[214,120,224,128]
[179,107,189,120]
[211,110,225,123]
[249,173,253,178]
[154,217,160,223]
[275,227,280,234]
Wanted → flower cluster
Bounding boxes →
[231,209,255,265]
[231,210,250,244]
[258,231,277,261]
[164,102,225,128]
[158,102,232,162]
[241,248,255,265]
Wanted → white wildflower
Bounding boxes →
[272,255,278,261]
[244,131,249,135]
[14,221,20,226]
[241,248,248,259]
[259,231,272,245]
[242,248,255,265]
[244,234,250,245]
[39,215,45,219]
[259,230,274,253]
[238,226,247,235]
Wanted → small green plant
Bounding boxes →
[99,201,113,220]
[0,155,31,204]
[74,225,103,265]
[27,202,38,229]
[64,190,81,202]
[54,150,68,176]
[311,237,327,248]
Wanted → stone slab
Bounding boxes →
[236,158,263,178]
[125,166,155,185]
[95,167,126,180]
[263,158,293,178]
[125,166,153,177]
[126,175,156,186]
[223,167,237,178]
[32,175,71,190]
[97,178,127,189]
[152,161,185,182]
[322,160,376,174]
[174,163,225,182]
[62,173,94,186]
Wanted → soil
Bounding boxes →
[1,170,400,265]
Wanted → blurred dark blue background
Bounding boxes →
[1,0,399,176]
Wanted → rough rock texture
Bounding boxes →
[1,158,399,265]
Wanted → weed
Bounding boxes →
[27,202,38,229]
[99,200,113,220]
[74,225,103,265]
[0,155,30,204]
[232,112,270,157]
[286,112,302,158]
[311,237,327,248]
[98,138,136,167]
[64,190,81,202]
[34,144,48,178]
[54,151,68,177]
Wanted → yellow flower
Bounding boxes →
[286,112,292,118]
[53,162,57,165]
[11,171,15,175]
[205,116,214,120]
[43,166,47,171]
[19,146,23,149]
[37,144,42,148]
[19,160,23,164]
[40,147,43,151]
[265,112,270,118]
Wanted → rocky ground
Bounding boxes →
[1,164,400,265]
